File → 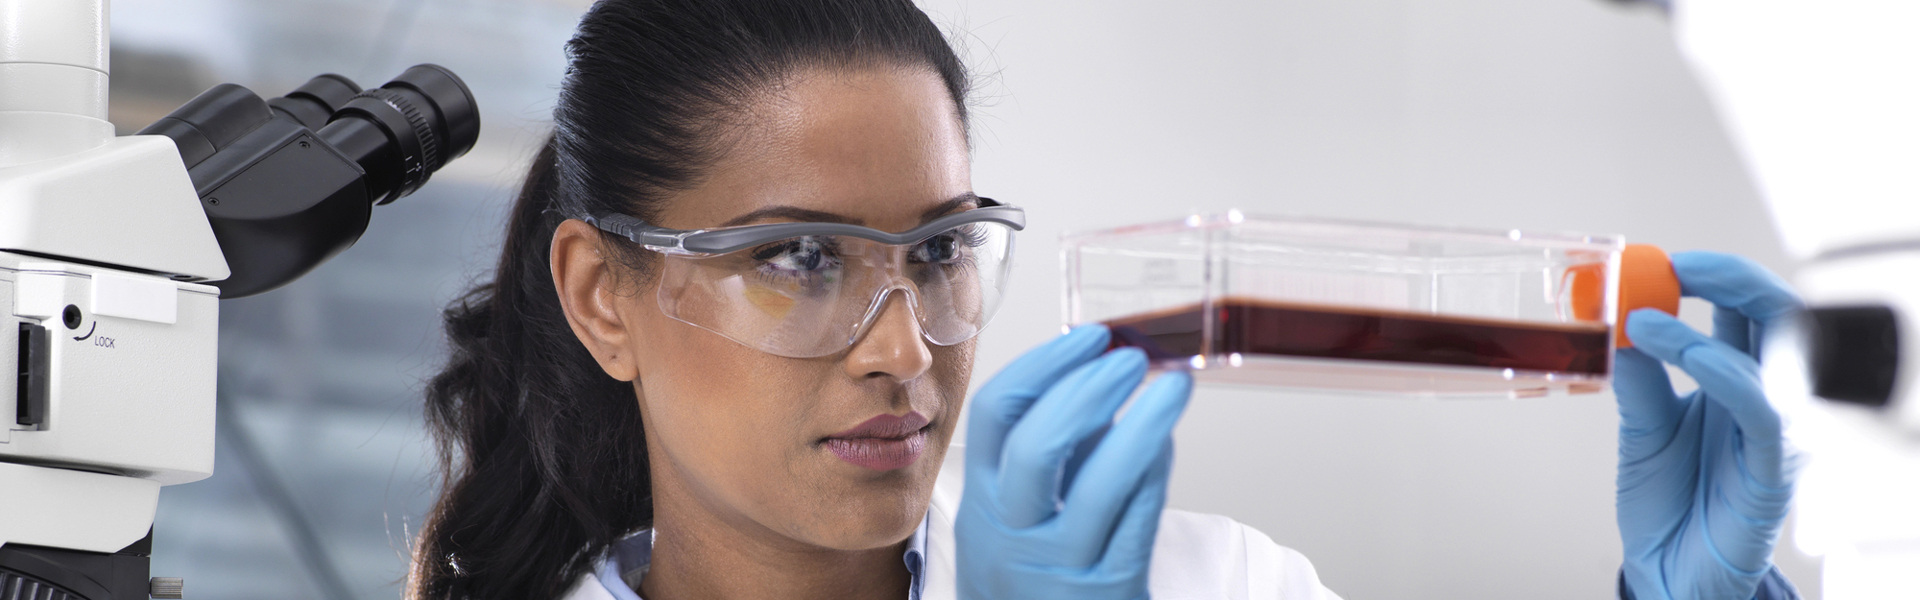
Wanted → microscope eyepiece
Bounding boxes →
[319,64,480,205]
[1803,305,1901,408]
[268,73,361,131]
[136,84,275,169]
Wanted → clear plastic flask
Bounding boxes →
[1060,212,1680,397]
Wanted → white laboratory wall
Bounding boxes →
[919,0,1820,598]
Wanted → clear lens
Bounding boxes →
[656,221,1017,358]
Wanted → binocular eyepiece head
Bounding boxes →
[138,64,482,298]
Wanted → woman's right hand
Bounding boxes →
[955,325,1194,600]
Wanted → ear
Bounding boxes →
[551,219,641,381]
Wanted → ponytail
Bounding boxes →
[412,137,652,598]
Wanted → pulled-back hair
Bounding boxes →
[412,1,969,597]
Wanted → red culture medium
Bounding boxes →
[1104,297,1611,375]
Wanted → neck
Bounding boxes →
[639,465,912,600]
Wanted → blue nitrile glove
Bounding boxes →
[956,325,1195,600]
[1615,251,1805,600]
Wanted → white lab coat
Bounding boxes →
[560,446,1342,600]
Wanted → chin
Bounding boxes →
[788,479,934,551]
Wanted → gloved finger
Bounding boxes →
[1671,251,1802,326]
[1096,439,1174,574]
[996,348,1149,529]
[1627,310,1786,487]
[1712,305,1757,358]
[1057,371,1192,565]
[1612,347,1685,448]
[966,325,1112,482]
[1697,403,1795,576]
[1060,422,1111,499]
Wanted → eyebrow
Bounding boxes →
[717,192,981,228]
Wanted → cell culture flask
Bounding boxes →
[1061,212,1679,397]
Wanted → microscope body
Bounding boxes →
[1,2,227,597]
[2,217,224,557]
[3,1,478,596]
[1671,0,1920,595]
[1673,0,1920,436]
[0,255,218,596]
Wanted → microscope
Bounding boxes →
[0,1,479,598]
[1659,0,1920,596]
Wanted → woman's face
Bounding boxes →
[562,65,975,551]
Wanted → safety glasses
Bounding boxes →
[584,199,1025,358]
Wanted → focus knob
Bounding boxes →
[150,577,184,599]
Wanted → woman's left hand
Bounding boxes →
[1614,251,1805,600]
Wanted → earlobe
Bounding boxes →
[550,219,642,381]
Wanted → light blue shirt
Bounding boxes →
[593,515,931,600]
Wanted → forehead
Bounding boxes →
[656,65,971,232]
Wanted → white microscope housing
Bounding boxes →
[2,2,477,597]
[1,0,228,558]
[1671,1,1920,596]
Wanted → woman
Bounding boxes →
[411,1,1805,598]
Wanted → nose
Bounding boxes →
[844,288,934,381]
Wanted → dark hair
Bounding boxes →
[412,1,970,598]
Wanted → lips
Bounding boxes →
[823,412,931,471]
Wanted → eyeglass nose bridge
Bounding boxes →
[838,274,942,351]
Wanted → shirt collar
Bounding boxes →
[596,513,932,600]
[903,511,930,599]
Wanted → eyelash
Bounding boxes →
[952,225,991,249]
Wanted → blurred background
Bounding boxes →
[106,0,1821,598]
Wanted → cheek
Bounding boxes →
[898,339,974,493]
[629,297,825,494]
[926,340,975,430]
[627,287,981,547]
